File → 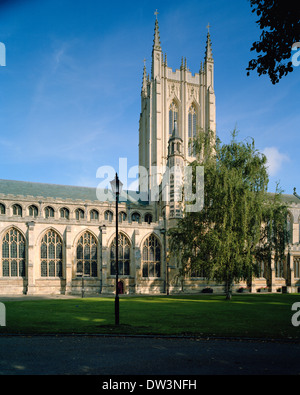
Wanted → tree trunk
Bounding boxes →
[225,280,232,300]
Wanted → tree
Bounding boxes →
[169,129,288,299]
[247,0,300,84]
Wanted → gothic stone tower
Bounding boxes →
[138,14,216,202]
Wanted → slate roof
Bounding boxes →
[0,179,298,206]
[0,179,149,205]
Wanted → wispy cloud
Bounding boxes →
[263,147,290,177]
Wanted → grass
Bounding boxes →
[1,294,300,341]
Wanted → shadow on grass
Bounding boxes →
[1,294,300,340]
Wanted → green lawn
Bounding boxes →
[1,294,300,340]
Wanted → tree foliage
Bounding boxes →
[169,129,289,299]
[247,0,300,84]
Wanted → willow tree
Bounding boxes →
[169,129,288,299]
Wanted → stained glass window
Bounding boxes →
[294,257,300,278]
[169,101,178,136]
[142,234,161,278]
[188,105,197,156]
[40,230,63,277]
[76,232,98,277]
[2,228,26,277]
[110,233,130,276]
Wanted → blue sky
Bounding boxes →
[0,0,299,194]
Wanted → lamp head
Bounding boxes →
[110,173,123,195]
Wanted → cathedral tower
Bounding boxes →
[138,13,216,200]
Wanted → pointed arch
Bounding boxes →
[44,206,55,219]
[169,100,179,136]
[109,232,131,276]
[28,204,38,218]
[141,233,161,278]
[12,204,23,217]
[131,211,141,223]
[75,207,85,220]
[60,207,70,220]
[90,209,99,221]
[188,103,198,156]
[75,230,98,277]
[1,227,26,277]
[104,210,113,222]
[40,229,63,277]
[0,203,6,215]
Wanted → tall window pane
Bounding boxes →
[29,205,38,218]
[1,228,26,278]
[142,234,161,278]
[169,101,178,136]
[12,204,22,217]
[45,206,54,218]
[40,230,63,278]
[188,105,197,156]
[110,233,130,276]
[75,208,84,220]
[75,232,98,277]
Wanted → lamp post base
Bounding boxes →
[115,295,119,325]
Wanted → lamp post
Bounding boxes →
[99,224,106,294]
[110,173,123,325]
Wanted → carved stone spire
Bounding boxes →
[205,23,213,62]
[153,10,161,52]
[142,59,147,95]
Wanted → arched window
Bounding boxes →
[169,101,178,136]
[119,211,127,223]
[41,230,63,277]
[75,208,84,220]
[104,210,113,222]
[275,260,284,278]
[0,203,6,215]
[76,232,98,277]
[287,213,293,244]
[144,213,153,224]
[188,105,197,156]
[142,234,161,278]
[294,257,300,278]
[60,207,69,220]
[45,206,54,219]
[131,212,141,223]
[2,228,26,277]
[90,209,99,221]
[110,233,130,276]
[28,205,38,218]
[12,204,22,217]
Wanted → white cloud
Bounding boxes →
[263,147,289,177]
